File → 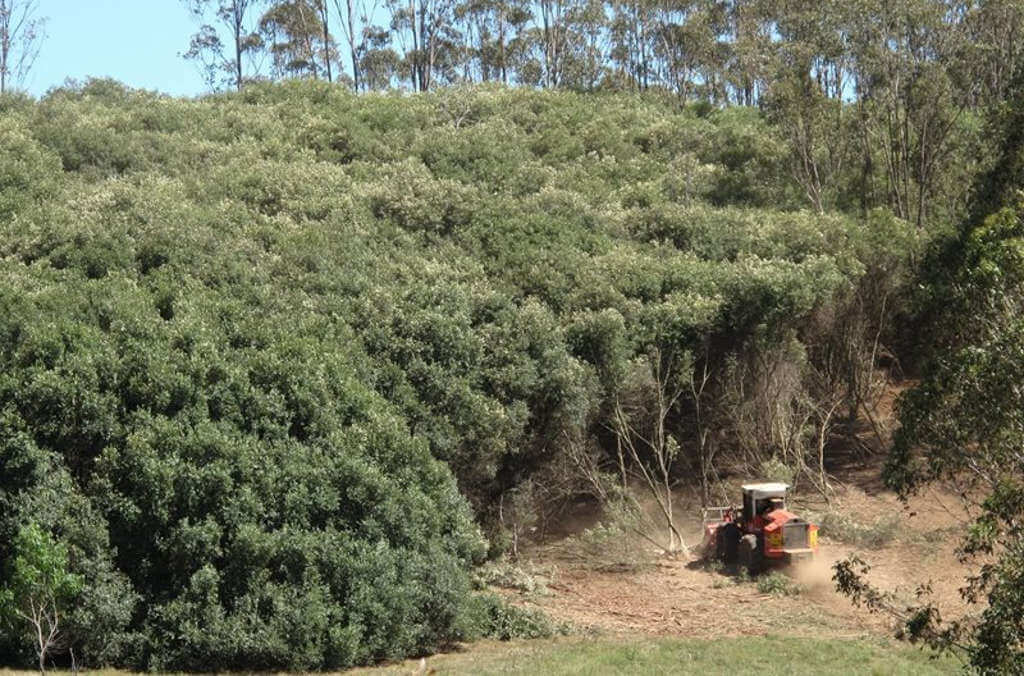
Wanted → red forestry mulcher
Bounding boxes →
[700,483,818,572]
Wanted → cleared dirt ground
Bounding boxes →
[498,476,977,642]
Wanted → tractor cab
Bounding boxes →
[741,482,789,528]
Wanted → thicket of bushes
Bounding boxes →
[0,80,939,669]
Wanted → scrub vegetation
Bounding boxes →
[0,58,1020,670]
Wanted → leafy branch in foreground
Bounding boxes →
[866,196,1024,672]
[833,555,966,652]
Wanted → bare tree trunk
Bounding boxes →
[409,0,419,90]
[498,8,507,84]
[347,0,358,88]
[691,359,713,507]
[332,0,360,89]
[33,600,46,676]
[813,398,841,502]
[609,349,692,558]
[233,9,244,90]
[425,15,435,91]
[541,1,552,87]
[0,0,8,95]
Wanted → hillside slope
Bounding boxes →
[0,80,919,670]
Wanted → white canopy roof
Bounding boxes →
[741,482,789,498]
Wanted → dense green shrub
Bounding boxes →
[0,260,486,669]
[0,120,62,221]
[0,80,919,669]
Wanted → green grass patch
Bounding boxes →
[0,634,960,675]
[356,635,960,675]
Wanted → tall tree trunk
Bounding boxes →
[297,1,319,78]
[409,0,419,90]
[319,0,333,81]
[346,0,359,89]
[232,4,245,90]
[0,1,8,95]
[499,8,507,84]
[235,28,244,89]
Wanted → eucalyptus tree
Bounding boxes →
[608,0,657,90]
[359,26,401,88]
[531,0,570,87]
[183,0,267,90]
[828,62,1024,673]
[845,0,974,227]
[668,0,731,103]
[260,0,332,78]
[516,0,608,89]
[456,0,532,83]
[314,0,335,80]
[652,1,718,100]
[959,0,1024,107]
[765,0,855,212]
[723,0,773,106]
[561,0,608,88]
[331,0,386,89]
[387,0,462,90]
[0,0,45,94]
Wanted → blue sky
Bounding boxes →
[27,1,208,97]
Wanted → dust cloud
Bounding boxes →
[789,550,838,594]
